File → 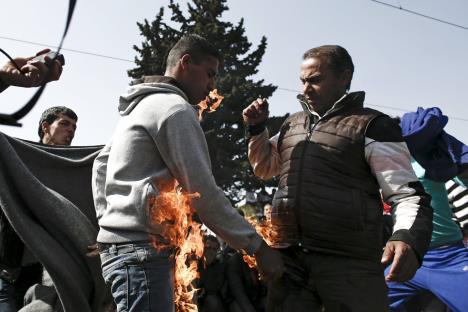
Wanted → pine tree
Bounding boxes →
[128,0,287,202]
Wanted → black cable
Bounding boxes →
[0,0,77,127]
[0,48,25,73]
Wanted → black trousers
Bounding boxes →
[267,248,389,312]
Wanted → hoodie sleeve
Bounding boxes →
[365,116,433,262]
[154,107,262,255]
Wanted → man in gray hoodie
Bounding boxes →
[92,34,284,311]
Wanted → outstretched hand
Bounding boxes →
[381,240,419,282]
[0,49,63,88]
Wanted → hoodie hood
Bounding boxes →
[118,80,189,116]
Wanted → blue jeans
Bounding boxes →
[0,277,15,312]
[100,242,175,312]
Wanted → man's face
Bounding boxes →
[300,57,350,115]
[182,55,219,105]
[42,113,76,146]
[203,239,219,266]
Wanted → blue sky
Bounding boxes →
[1,0,467,145]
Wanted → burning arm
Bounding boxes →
[243,98,281,179]
[156,108,260,253]
[365,116,433,282]
[156,107,283,281]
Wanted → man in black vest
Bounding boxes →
[243,45,433,311]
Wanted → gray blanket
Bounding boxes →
[0,132,109,311]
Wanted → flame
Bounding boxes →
[197,89,224,120]
[242,216,279,270]
[148,184,204,312]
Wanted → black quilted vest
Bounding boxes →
[272,92,386,261]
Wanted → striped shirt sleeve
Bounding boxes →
[365,116,433,261]
[248,129,281,180]
[446,178,468,231]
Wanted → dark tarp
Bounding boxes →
[0,132,109,311]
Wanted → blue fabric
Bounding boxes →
[400,107,468,182]
[385,242,468,312]
[100,242,175,312]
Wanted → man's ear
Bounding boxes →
[341,69,353,88]
[42,122,50,135]
[179,54,191,70]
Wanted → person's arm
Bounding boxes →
[243,98,281,179]
[155,107,283,282]
[0,49,62,92]
[365,116,433,282]
[447,177,468,231]
[248,129,281,180]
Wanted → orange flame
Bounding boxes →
[148,184,204,312]
[197,89,224,120]
[242,216,279,270]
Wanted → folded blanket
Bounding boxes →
[400,107,468,181]
[0,132,109,312]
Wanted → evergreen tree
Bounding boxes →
[128,0,287,202]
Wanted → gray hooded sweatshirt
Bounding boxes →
[92,79,262,254]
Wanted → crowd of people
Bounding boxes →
[1,35,467,312]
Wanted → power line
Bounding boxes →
[370,0,468,31]
[0,35,134,63]
[277,87,301,93]
[2,34,467,122]
[276,87,468,122]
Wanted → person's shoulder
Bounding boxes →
[365,115,404,142]
[139,92,195,118]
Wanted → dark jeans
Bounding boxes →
[99,242,175,312]
[0,263,42,311]
[267,248,389,312]
[0,277,15,312]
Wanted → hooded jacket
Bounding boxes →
[92,77,262,254]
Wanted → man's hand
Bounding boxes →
[254,240,284,283]
[242,98,269,125]
[0,49,63,88]
[381,240,419,282]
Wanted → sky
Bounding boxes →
[1,0,467,145]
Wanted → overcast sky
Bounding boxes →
[1,0,467,145]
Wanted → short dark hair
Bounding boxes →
[38,106,77,140]
[166,34,221,70]
[303,45,354,90]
